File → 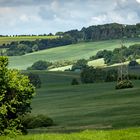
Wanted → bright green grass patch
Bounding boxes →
[1,128,140,140]
[9,39,140,70]
[0,36,58,45]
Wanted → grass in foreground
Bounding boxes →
[1,128,140,140]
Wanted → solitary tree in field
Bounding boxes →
[0,56,35,135]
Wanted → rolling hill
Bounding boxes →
[9,38,140,70]
[24,71,140,133]
[0,35,57,45]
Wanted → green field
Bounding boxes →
[20,71,140,133]
[0,36,57,45]
[2,70,140,139]
[1,128,140,140]
[9,38,140,70]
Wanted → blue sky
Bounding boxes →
[0,0,140,35]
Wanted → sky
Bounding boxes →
[0,0,140,35]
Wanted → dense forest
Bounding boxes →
[1,23,140,56]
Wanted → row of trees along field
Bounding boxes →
[26,43,140,71]
[0,23,140,56]
[90,44,140,65]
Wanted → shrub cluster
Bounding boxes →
[27,73,41,88]
[128,74,140,80]
[27,60,52,70]
[80,66,140,84]
[5,36,74,56]
[71,78,79,85]
[115,80,133,89]
[22,115,54,129]
[71,59,88,71]
[90,44,140,65]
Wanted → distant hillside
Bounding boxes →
[9,38,140,70]
[1,23,140,56]
[0,35,57,45]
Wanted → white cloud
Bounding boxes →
[20,15,29,22]
[0,0,140,35]
[136,0,140,3]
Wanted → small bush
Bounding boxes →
[129,60,139,67]
[116,80,133,89]
[22,115,54,129]
[71,59,88,71]
[28,60,52,70]
[128,74,138,80]
[71,78,79,85]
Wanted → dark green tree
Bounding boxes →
[128,60,139,67]
[0,56,35,135]
[28,60,52,70]
[27,73,41,88]
[71,78,79,85]
[105,69,118,82]
[72,59,88,71]
[81,66,105,83]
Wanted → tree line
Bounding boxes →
[0,23,140,56]
[90,44,140,65]
[3,35,73,56]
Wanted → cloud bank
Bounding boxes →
[0,0,140,35]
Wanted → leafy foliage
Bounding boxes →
[81,66,105,83]
[21,114,53,129]
[105,69,118,82]
[71,78,79,85]
[5,36,74,56]
[72,59,88,71]
[129,60,139,67]
[2,23,140,56]
[0,56,35,135]
[27,73,41,88]
[28,60,52,70]
[116,80,133,89]
[90,44,140,65]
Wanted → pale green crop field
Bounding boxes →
[9,38,140,70]
[0,36,58,45]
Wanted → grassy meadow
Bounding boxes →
[0,35,57,45]
[8,38,140,70]
[1,70,140,139]
[22,71,140,133]
[1,37,140,139]
[1,128,140,140]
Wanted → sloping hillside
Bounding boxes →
[28,71,140,132]
[9,39,140,70]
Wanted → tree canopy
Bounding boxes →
[28,60,52,70]
[0,56,35,135]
